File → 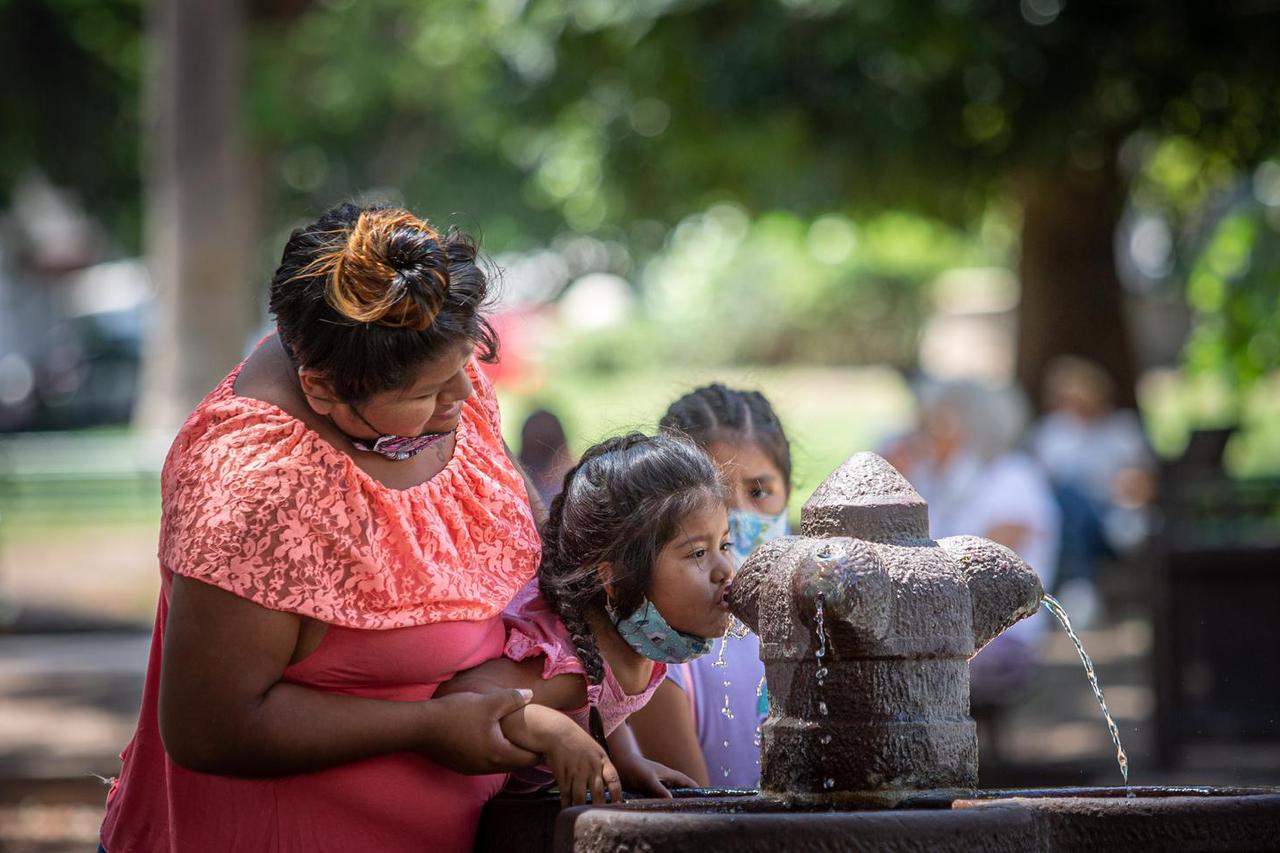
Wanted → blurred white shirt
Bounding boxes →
[1032,410,1151,503]
[910,450,1061,643]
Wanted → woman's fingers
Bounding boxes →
[483,690,540,770]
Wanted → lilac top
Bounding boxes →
[667,631,767,789]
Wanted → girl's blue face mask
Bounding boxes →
[609,599,713,664]
[727,507,789,568]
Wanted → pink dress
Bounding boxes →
[500,582,666,792]
[100,353,540,853]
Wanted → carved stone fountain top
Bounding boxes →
[731,452,1044,802]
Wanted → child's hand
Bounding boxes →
[517,704,623,808]
[613,752,699,799]
[545,724,623,808]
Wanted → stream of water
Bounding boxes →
[1040,593,1131,788]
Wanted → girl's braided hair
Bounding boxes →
[538,432,725,694]
[660,383,792,492]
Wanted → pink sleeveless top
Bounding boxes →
[100,351,540,853]
[500,582,666,792]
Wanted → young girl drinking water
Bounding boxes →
[629,384,793,789]
[437,432,731,805]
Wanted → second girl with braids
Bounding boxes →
[630,384,793,789]
[437,432,731,806]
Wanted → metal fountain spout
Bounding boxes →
[730,452,1043,804]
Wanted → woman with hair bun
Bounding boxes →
[99,202,545,853]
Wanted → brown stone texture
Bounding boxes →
[543,791,1280,853]
[731,453,1044,799]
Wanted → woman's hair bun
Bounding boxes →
[323,208,451,329]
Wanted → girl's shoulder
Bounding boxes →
[501,582,589,682]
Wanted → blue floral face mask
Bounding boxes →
[609,598,713,664]
[727,507,789,567]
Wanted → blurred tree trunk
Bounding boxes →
[134,0,256,435]
[1015,168,1138,411]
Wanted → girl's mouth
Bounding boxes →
[716,586,732,611]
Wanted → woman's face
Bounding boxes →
[705,439,789,515]
[647,498,735,639]
[330,342,474,438]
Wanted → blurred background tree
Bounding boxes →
[505,0,1280,406]
[3,0,1279,426]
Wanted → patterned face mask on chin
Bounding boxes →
[347,431,451,461]
[332,406,452,462]
[727,507,789,568]
[609,598,714,664]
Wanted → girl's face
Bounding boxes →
[647,498,735,639]
[705,439,789,514]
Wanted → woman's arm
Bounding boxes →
[627,679,710,786]
[159,574,539,777]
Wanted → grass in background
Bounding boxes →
[500,363,1280,522]
[498,363,917,518]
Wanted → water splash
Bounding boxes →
[714,637,728,669]
[1041,593,1130,789]
[721,693,735,720]
[823,777,835,790]
[726,613,752,640]
[814,593,829,687]
[756,674,766,697]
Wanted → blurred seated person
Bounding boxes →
[883,379,1061,719]
[1031,356,1155,627]
[517,407,575,507]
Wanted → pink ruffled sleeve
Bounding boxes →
[501,581,588,683]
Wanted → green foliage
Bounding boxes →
[9,0,1280,392]
[247,0,564,248]
[637,204,987,367]
[1183,203,1280,395]
[0,0,145,250]
[521,0,1280,227]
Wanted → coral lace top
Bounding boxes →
[99,351,540,853]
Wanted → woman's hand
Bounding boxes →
[420,690,542,774]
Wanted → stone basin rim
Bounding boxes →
[625,784,1280,809]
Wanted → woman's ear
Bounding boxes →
[298,369,340,416]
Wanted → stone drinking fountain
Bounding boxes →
[477,454,1280,853]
